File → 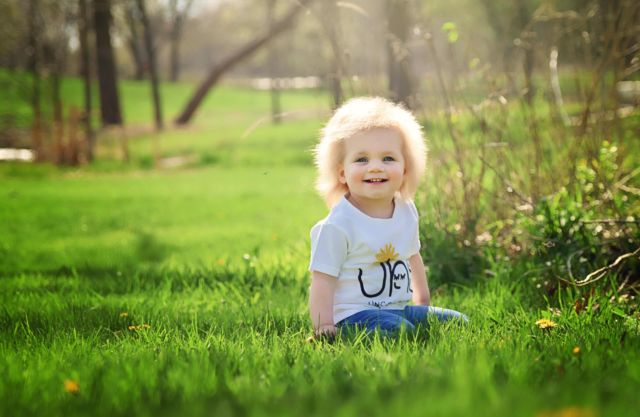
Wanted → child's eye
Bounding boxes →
[383,156,396,162]
[355,157,368,163]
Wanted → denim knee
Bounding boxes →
[338,309,415,335]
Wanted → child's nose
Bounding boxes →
[368,160,384,172]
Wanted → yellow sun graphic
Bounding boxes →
[375,244,399,263]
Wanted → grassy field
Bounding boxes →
[1,74,639,417]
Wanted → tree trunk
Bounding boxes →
[28,0,43,161]
[124,3,145,81]
[93,0,123,126]
[386,0,415,108]
[516,0,535,105]
[267,0,282,124]
[41,6,70,163]
[169,28,181,83]
[321,0,344,109]
[78,0,94,161]
[168,0,194,83]
[136,0,163,131]
[175,0,315,125]
[46,42,65,164]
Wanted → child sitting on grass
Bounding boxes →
[309,97,468,338]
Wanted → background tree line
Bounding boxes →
[0,0,638,161]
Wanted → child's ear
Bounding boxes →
[338,165,346,184]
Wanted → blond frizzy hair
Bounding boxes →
[314,97,427,207]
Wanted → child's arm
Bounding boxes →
[409,253,431,306]
[309,271,338,335]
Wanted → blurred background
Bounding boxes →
[1,3,639,416]
[0,0,638,289]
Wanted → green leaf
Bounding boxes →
[442,22,456,31]
[441,21,459,43]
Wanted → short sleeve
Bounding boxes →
[408,201,421,255]
[309,222,348,277]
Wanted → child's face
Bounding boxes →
[339,128,406,204]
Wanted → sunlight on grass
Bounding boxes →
[0,165,324,274]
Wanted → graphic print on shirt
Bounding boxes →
[357,243,412,303]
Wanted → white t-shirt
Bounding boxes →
[309,195,421,323]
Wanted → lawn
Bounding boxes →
[1,74,639,417]
[0,165,323,274]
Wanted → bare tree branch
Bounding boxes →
[175,0,316,125]
[575,247,640,287]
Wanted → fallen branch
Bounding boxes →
[617,184,640,196]
[617,275,631,293]
[574,246,640,287]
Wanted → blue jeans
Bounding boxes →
[338,305,468,336]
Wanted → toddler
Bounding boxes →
[309,97,468,338]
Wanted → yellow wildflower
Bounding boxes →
[119,312,128,318]
[535,318,558,329]
[64,379,79,394]
[572,346,581,354]
[128,324,151,331]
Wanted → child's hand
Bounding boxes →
[307,325,337,344]
[316,324,336,336]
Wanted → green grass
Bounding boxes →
[1,72,639,417]
[2,264,639,417]
[0,165,324,274]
